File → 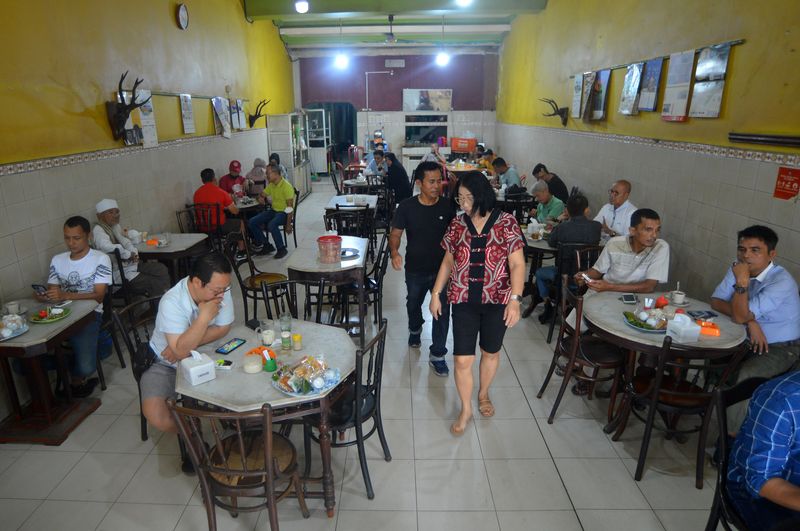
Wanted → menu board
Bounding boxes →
[662,50,695,122]
[619,63,644,115]
[689,44,730,118]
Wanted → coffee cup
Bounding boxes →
[671,290,686,305]
[5,301,20,314]
[256,322,275,346]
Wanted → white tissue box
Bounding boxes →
[180,351,216,386]
[666,314,701,343]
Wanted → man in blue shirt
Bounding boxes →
[491,157,521,188]
[727,371,800,530]
[711,225,800,432]
[366,149,388,177]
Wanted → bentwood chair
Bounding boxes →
[278,187,300,249]
[177,202,225,251]
[342,233,390,324]
[705,378,768,531]
[111,296,162,441]
[259,279,327,324]
[168,400,309,531]
[332,162,345,195]
[629,336,747,487]
[303,320,390,499]
[537,275,625,424]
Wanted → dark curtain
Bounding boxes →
[305,102,357,165]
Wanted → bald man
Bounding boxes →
[594,180,637,241]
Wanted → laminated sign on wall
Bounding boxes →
[774,167,800,200]
[662,50,695,122]
[689,44,730,118]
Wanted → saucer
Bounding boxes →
[669,300,691,308]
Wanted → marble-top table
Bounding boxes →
[341,179,372,191]
[176,321,357,517]
[325,195,378,211]
[136,233,209,283]
[286,236,368,274]
[0,298,101,444]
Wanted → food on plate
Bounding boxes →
[1,314,26,338]
[272,355,333,394]
[655,295,669,309]
[624,311,667,331]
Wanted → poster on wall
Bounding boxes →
[591,69,611,120]
[689,44,730,118]
[618,62,644,115]
[230,99,240,130]
[402,89,453,111]
[211,96,232,138]
[580,72,596,122]
[235,99,245,130]
[662,49,695,122]
[137,89,158,148]
[773,166,799,200]
[179,94,195,134]
[638,58,663,111]
[570,75,583,118]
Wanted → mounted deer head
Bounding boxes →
[539,98,569,127]
[248,99,270,128]
[105,71,151,140]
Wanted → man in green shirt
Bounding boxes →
[530,180,564,223]
[248,166,295,259]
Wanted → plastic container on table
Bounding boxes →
[317,235,342,263]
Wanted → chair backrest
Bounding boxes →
[353,320,388,422]
[556,274,585,357]
[576,245,604,272]
[324,209,371,239]
[185,202,224,239]
[109,248,134,306]
[260,279,325,323]
[111,296,162,377]
[168,399,280,511]
[556,243,598,284]
[221,230,253,291]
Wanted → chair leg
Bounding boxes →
[293,472,310,518]
[634,400,660,481]
[546,304,558,344]
[696,408,713,489]
[96,351,107,391]
[110,326,125,368]
[536,350,560,399]
[137,382,148,441]
[547,362,576,424]
[355,422,375,499]
[374,412,392,462]
[607,368,622,424]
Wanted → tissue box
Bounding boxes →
[180,351,216,386]
[666,314,701,343]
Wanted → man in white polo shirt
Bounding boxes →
[594,180,638,242]
[139,252,234,436]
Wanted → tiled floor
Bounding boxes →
[0,181,719,530]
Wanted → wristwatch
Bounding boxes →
[510,294,523,302]
[733,284,748,294]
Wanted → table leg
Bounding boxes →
[0,358,22,418]
[26,357,55,423]
[522,251,544,318]
[318,398,336,518]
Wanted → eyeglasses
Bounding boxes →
[608,189,621,195]
[207,285,232,296]
[455,194,474,204]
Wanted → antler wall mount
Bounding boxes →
[248,99,270,128]
[539,98,569,127]
[106,72,152,141]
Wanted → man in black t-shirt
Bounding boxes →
[390,161,456,376]
[533,163,569,204]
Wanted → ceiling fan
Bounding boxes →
[383,14,396,44]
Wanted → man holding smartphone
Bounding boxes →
[140,252,234,462]
[710,225,800,433]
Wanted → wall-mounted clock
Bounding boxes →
[177,4,189,30]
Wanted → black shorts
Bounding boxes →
[451,303,507,355]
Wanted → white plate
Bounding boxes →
[623,316,666,334]
[0,323,30,342]
[270,376,341,398]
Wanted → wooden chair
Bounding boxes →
[177,202,225,251]
[332,162,344,195]
[280,187,300,249]
[94,288,125,391]
[303,320,390,499]
[629,336,748,487]
[222,230,287,325]
[259,279,327,324]
[705,377,768,531]
[537,275,626,423]
[342,233,390,324]
[111,296,162,441]
[168,400,309,531]
[324,208,376,262]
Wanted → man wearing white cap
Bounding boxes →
[93,199,171,297]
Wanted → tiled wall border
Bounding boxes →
[0,129,266,177]
[498,125,800,167]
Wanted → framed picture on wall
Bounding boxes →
[638,58,663,112]
[619,62,644,115]
[689,44,730,118]
[402,89,453,112]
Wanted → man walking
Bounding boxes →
[389,161,456,376]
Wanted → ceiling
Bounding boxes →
[243,0,548,56]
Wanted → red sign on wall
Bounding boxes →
[774,166,800,200]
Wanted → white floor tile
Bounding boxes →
[475,419,550,459]
[471,387,533,419]
[555,458,650,510]
[336,510,417,531]
[37,413,117,453]
[90,415,162,454]
[94,384,139,415]
[576,509,664,531]
[621,458,716,510]
[413,418,481,460]
[503,338,555,361]
[656,509,715,531]
[380,361,411,388]
[485,459,573,511]
[49,452,147,502]
[344,418,413,461]
[269,498,336,531]
[522,385,597,421]
[415,459,493,511]
[19,500,111,531]
[0,449,26,475]
[507,359,552,387]
[539,418,618,458]
[338,458,416,511]
[380,387,412,419]
[496,510,582,531]
[418,510,500,531]
[97,502,185,531]
[0,499,42,530]
[174,504,261,531]
[0,450,83,499]
[118,453,197,505]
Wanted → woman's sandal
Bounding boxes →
[478,398,495,417]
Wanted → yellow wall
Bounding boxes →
[497,0,800,152]
[0,0,294,164]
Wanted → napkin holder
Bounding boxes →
[666,314,701,343]
[180,350,216,386]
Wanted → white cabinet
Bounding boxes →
[306,108,330,175]
[267,112,311,199]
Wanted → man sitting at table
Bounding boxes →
[193,168,240,234]
[532,163,569,204]
[218,160,246,197]
[529,180,565,225]
[575,208,669,294]
[248,165,295,259]
[726,370,800,530]
[710,225,800,433]
[491,157,521,188]
[594,180,637,242]
[35,216,112,398]
[366,149,388,177]
[532,194,601,323]
[140,252,234,446]
[92,198,170,297]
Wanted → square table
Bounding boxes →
[136,233,209,283]
[325,195,378,211]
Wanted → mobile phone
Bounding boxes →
[580,273,593,283]
[215,338,246,355]
[215,359,234,370]
[32,284,48,295]
[621,293,637,304]
[688,310,719,320]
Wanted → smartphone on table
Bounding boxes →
[215,338,246,355]
[621,293,637,304]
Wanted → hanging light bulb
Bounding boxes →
[455,0,473,6]
[334,53,349,69]
[294,1,309,14]
[435,51,451,67]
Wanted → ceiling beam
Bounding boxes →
[245,0,547,18]
[279,24,512,36]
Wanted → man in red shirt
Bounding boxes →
[218,160,246,196]
[193,168,240,234]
